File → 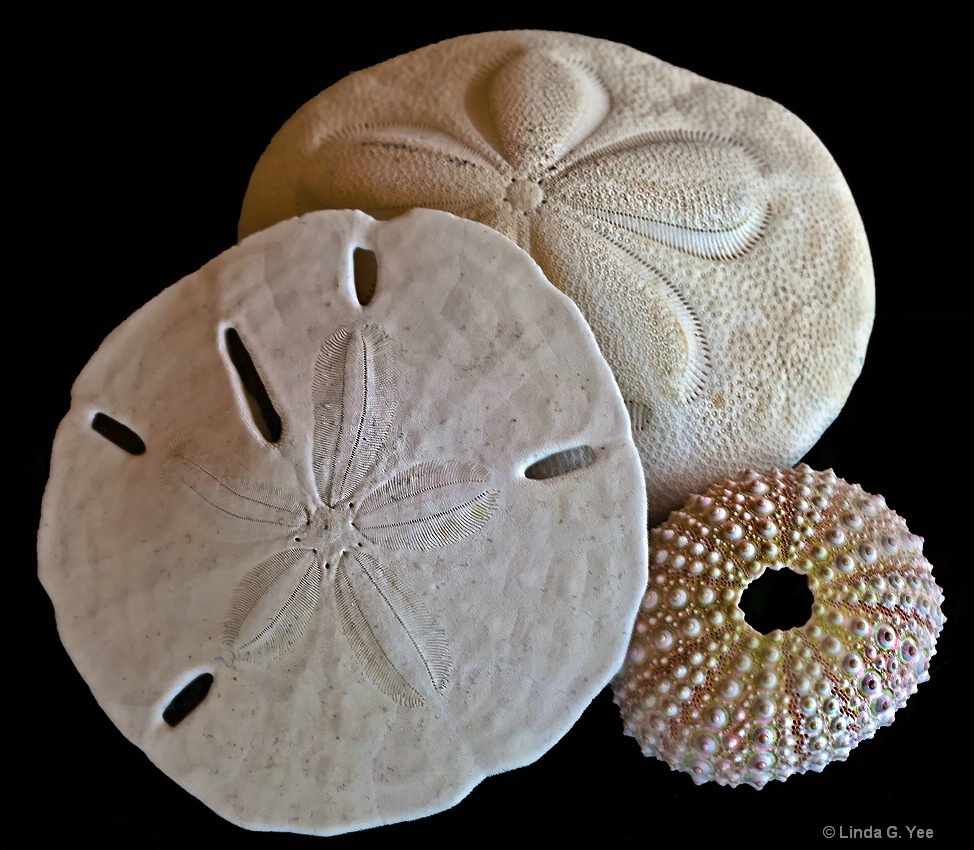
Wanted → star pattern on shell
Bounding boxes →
[167,323,499,708]
[306,48,770,413]
[242,32,876,524]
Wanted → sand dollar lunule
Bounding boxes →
[613,466,944,788]
[38,209,648,834]
[240,30,874,520]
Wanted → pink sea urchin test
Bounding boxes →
[613,465,945,788]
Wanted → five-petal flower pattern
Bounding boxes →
[277,48,769,414]
[168,323,499,708]
[242,33,874,524]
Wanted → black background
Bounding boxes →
[29,14,962,843]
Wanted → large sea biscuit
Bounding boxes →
[240,30,874,520]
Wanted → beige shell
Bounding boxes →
[240,30,874,520]
[37,209,648,835]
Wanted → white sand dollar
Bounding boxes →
[240,30,874,520]
[38,209,647,835]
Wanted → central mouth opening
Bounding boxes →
[739,567,813,634]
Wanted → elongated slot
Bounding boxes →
[224,327,282,443]
[91,412,146,455]
[162,673,214,727]
[524,445,595,479]
[353,248,378,306]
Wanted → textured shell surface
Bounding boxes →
[613,465,945,789]
[37,209,648,835]
[240,29,874,520]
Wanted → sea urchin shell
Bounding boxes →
[613,465,944,788]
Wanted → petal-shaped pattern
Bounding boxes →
[532,207,712,406]
[480,49,610,171]
[551,130,769,260]
[222,548,322,665]
[356,460,499,551]
[308,125,505,220]
[356,460,490,516]
[312,324,399,507]
[334,550,451,708]
[165,448,305,539]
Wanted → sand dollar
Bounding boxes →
[38,209,647,834]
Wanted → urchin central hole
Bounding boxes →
[739,568,813,635]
